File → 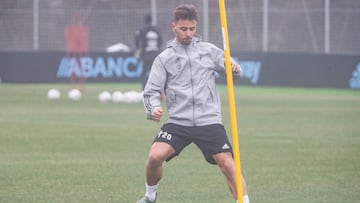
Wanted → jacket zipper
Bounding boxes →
[184,46,196,126]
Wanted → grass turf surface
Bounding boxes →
[0,83,359,203]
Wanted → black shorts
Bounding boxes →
[153,123,233,164]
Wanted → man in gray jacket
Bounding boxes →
[137,4,249,203]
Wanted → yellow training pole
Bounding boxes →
[218,0,244,202]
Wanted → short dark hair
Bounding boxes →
[173,4,198,22]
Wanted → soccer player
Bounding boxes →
[137,4,250,203]
[134,14,162,90]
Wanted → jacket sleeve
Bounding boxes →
[142,56,166,120]
[211,45,242,80]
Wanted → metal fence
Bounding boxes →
[1,0,359,55]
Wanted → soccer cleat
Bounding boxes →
[136,196,156,203]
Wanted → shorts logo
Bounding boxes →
[157,130,172,141]
[222,143,230,149]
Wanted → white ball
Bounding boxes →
[123,90,142,103]
[98,91,112,103]
[121,93,131,103]
[47,88,61,100]
[132,91,143,103]
[138,91,144,102]
[68,89,82,101]
[111,91,125,103]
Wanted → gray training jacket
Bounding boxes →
[143,35,240,127]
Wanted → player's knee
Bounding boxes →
[220,158,234,171]
[147,153,165,168]
[215,154,234,171]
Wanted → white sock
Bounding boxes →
[145,183,158,201]
[236,195,250,203]
[243,195,250,203]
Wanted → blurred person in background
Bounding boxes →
[135,14,162,90]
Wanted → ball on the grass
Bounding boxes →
[68,89,82,101]
[47,88,61,100]
[123,91,141,103]
[98,91,112,103]
[138,91,144,101]
[111,91,125,103]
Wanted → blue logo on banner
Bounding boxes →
[349,63,360,89]
[56,56,142,78]
[233,58,261,84]
[239,61,261,84]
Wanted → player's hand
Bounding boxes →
[231,61,242,74]
[152,107,163,122]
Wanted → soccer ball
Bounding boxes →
[98,91,112,103]
[47,88,61,100]
[138,91,144,101]
[123,91,136,103]
[123,90,142,103]
[111,91,125,103]
[68,89,82,101]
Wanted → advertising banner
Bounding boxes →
[0,51,359,89]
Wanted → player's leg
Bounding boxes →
[193,124,249,202]
[138,123,192,203]
[145,142,175,185]
[140,63,148,91]
[137,142,174,203]
[213,152,237,198]
[213,152,249,202]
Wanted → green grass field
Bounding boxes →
[1,83,359,203]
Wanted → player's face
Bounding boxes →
[172,19,197,45]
